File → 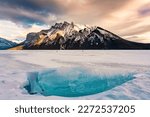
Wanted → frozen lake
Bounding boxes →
[0,51,150,100]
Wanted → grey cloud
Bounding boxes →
[0,0,62,14]
[0,0,65,26]
[138,2,150,16]
[0,0,131,27]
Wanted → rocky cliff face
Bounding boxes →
[18,21,150,50]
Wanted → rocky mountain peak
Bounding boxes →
[11,21,150,50]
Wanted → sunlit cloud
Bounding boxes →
[0,0,149,43]
[0,20,48,41]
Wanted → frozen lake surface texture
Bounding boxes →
[0,51,150,100]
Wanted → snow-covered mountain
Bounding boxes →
[12,39,25,44]
[12,21,150,50]
[0,37,17,50]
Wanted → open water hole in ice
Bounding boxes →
[24,67,135,97]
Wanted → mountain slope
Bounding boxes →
[11,21,150,50]
[0,37,17,50]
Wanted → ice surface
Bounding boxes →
[0,50,150,100]
[25,67,135,97]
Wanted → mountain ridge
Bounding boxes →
[0,37,17,50]
[10,21,150,50]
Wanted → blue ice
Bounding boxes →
[24,68,135,97]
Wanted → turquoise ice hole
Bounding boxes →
[24,68,135,97]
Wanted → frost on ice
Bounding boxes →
[24,67,135,97]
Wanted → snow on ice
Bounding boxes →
[0,50,150,100]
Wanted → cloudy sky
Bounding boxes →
[0,0,150,43]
